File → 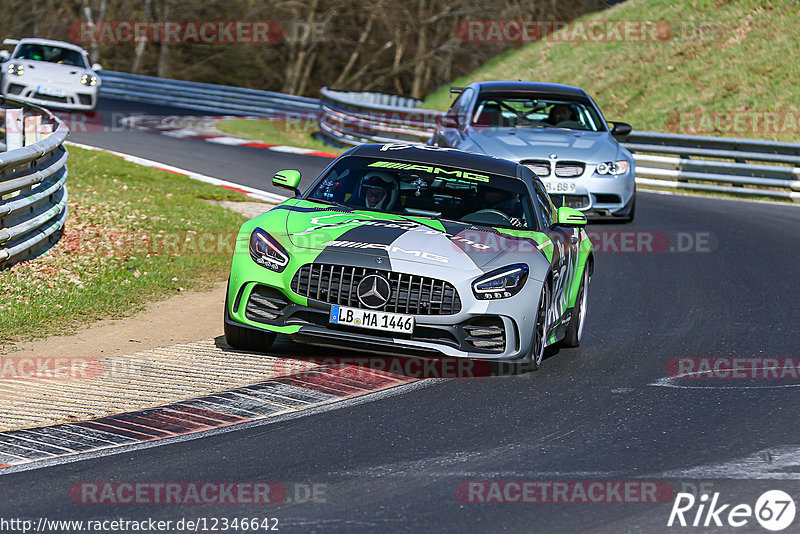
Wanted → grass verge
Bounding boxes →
[215,118,346,155]
[422,0,800,142]
[0,146,249,346]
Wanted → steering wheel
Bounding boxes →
[461,209,512,226]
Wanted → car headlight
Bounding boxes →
[80,74,97,86]
[249,228,289,272]
[595,160,629,175]
[472,264,529,300]
[6,63,24,76]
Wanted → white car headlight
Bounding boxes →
[6,63,24,76]
[80,74,97,86]
[595,160,629,175]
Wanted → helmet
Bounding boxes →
[359,171,398,210]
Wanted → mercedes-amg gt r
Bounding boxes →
[225,144,593,369]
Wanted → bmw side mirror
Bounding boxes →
[610,121,632,137]
[556,207,587,227]
[0,50,9,62]
[92,62,102,71]
[273,169,301,196]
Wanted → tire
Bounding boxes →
[224,296,276,352]
[561,265,589,348]
[522,282,550,372]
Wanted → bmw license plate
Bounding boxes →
[37,85,66,97]
[543,180,577,194]
[330,305,414,334]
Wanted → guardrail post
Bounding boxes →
[24,115,41,146]
[4,108,24,151]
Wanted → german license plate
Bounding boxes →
[330,305,414,334]
[37,85,66,97]
[543,180,577,194]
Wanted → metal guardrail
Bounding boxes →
[319,87,442,145]
[317,91,800,202]
[99,71,320,117]
[623,132,800,201]
[0,98,69,269]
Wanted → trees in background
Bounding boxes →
[0,0,606,97]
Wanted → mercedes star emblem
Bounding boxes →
[357,274,391,309]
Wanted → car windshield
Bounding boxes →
[14,44,87,68]
[306,156,535,229]
[471,95,605,131]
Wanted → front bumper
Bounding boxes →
[540,166,636,219]
[226,276,541,363]
[1,77,98,110]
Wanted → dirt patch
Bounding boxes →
[1,281,228,360]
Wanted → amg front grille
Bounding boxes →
[291,264,462,315]
[554,161,585,177]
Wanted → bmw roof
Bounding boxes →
[471,80,589,98]
[342,143,527,178]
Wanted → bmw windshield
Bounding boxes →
[472,95,605,131]
[305,156,536,229]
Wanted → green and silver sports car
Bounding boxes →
[225,144,593,370]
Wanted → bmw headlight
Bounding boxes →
[80,74,97,86]
[6,63,24,76]
[472,264,529,300]
[249,228,289,272]
[595,160,629,175]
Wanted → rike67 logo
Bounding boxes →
[668,490,796,531]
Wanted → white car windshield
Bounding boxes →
[14,44,87,68]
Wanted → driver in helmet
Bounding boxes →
[358,171,398,211]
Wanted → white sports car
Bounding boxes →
[0,38,101,111]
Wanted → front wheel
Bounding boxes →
[522,282,550,372]
[224,295,276,352]
[561,265,589,347]
[224,320,276,352]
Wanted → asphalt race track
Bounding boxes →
[1,98,799,533]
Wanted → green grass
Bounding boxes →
[0,146,248,345]
[422,0,800,142]
[216,118,346,155]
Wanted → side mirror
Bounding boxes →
[0,50,10,62]
[556,207,587,227]
[440,113,459,129]
[273,169,301,196]
[91,62,103,71]
[610,121,632,137]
